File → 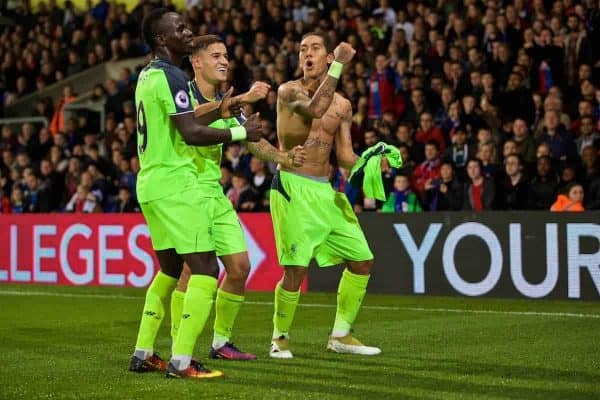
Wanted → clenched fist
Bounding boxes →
[281,145,307,168]
[243,81,271,103]
[333,42,356,65]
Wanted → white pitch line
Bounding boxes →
[1,289,599,320]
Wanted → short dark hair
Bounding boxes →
[504,153,522,165]
[191,35,225,54]
[441,160,456,169]
[142,8,169,51]
[232,171,248,181]
[467,157,484,171]
[425,140,439,151]
[301,31,334,53]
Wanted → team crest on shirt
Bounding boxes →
[175,90,190,108]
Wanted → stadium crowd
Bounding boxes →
[0,0,599,214]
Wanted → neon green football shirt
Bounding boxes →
[187,79,241,197]
[135,58,198,203]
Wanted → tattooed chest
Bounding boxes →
[313,109,343,135]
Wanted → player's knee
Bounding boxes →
[348,259,374,275]
[176,265,191,291]
[227,261,250,283]
[282,268,307,291]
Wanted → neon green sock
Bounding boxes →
[170,289,185,342]
[134,271,177,351]
[172,274,217,356]
[212,289,244,349]
[332,269,370,337]
[272,283,300,339]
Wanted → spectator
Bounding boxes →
[381,174,421,213]
[424,161,463,211]
[412,141,441,197]
[415,112,446,153]
[580,146,599,188]
[39,159,64,211]
[443,127,473,173]
[227,172,260,212]
[10,186,25,213]
[368,54,403,120]
[497,154,529,210]
[575,116,599,155]
[394,122,423,164]
[65,184,101,213]
[559,166,578,192]
[249,156,272,210]
[529,156,559,210]
[477,142,499,179]
[23,172,52,212]
[551,182,585,212]
[49,85,77,135]
[536,110,577,162]
[512,118,537,167]
[463,158,495,211]
[115,185,139,213]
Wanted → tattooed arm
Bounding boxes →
[246,138,306,168]
[277,79,339,119]
[335,99,359,170]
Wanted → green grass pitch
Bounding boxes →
[1,284,599,399]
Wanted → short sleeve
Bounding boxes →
[155,66,193,115]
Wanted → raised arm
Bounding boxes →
[279,42,355,119]
[335,99,359,170]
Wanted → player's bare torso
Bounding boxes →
[276,79,351,177]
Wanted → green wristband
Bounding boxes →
[328,60,344,79]
[230,126,247,142]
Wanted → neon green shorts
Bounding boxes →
[141,190,246,256]
[270,170,373,267]
[211,194,247,257]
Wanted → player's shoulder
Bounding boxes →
[277,79,303,96]
[334,92,352,113]
[143,58,188,83]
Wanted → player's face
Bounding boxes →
[159,13,193,56]
[299,35,333,79]
[193,43,229,84]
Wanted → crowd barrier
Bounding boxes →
[1,213,598,300]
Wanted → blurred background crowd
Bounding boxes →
[0,0,599,214]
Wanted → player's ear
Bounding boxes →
[155,33,166,47]
[326,52,334,64]
[189,54,200,68]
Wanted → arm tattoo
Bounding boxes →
[308,76,338,117]
[284,76,339,119]
[336,104,359,169]
[247,138,286,164]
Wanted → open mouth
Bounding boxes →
[305,60,314,69]
[217,67,227,73]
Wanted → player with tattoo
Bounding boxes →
[269,33,381,358]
